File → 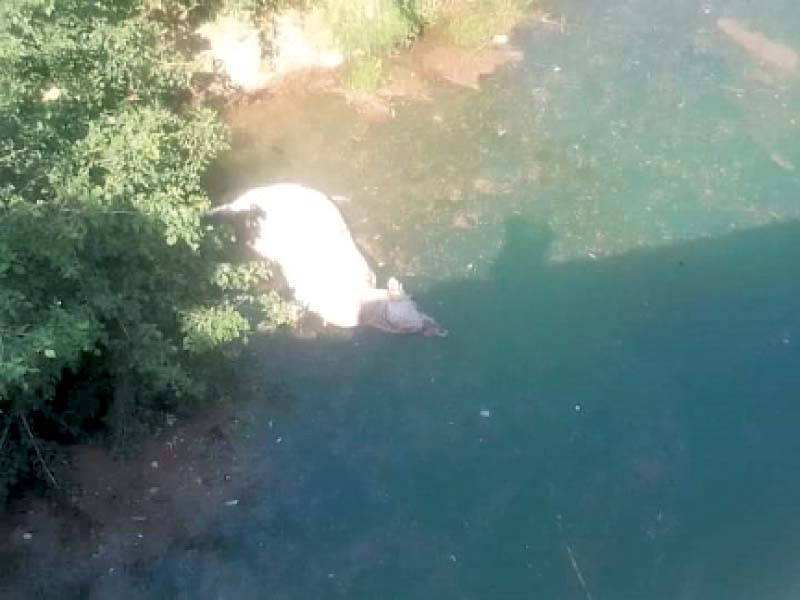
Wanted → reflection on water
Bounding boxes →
[5,0,800,598]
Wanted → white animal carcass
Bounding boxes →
[210,184,446,336]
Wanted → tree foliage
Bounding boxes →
[0,0,291,502]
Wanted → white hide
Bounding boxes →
[211,184,446,336]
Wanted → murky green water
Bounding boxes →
[9,0,800,598]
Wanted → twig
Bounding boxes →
[19,412,60,489]
[555,515,593,600]
[563,540,592,600]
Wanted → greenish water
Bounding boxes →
[8,0,800,598]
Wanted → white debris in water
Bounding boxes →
[276,436,283,444]
[574,404,582,412]
[224,499,239,507]
[150,460,159,469]
[22,532,32,540]
[479,409,492,418]
[492,34,509,45]
[449,554,458,562]
[553,65,562,72]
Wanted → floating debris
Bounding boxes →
[769,152,795,171]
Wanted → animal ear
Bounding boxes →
[387,277,404,297]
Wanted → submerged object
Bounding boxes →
[209,184,447,337]
[717,18,799,72]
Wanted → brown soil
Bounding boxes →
[416,42,524,90]
[0,403,274,596]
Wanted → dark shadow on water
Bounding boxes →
[4,218,800,599]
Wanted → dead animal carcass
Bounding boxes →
[209,184,447,336]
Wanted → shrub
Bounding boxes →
[0,0,290,502]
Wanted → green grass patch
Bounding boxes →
[445,0,534,48]
[344,56,386,89]
[325,0,419,58]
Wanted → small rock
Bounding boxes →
[150,460,159,469]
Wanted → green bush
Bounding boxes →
[0,0,290,502]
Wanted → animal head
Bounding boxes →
[359,277,447,337]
